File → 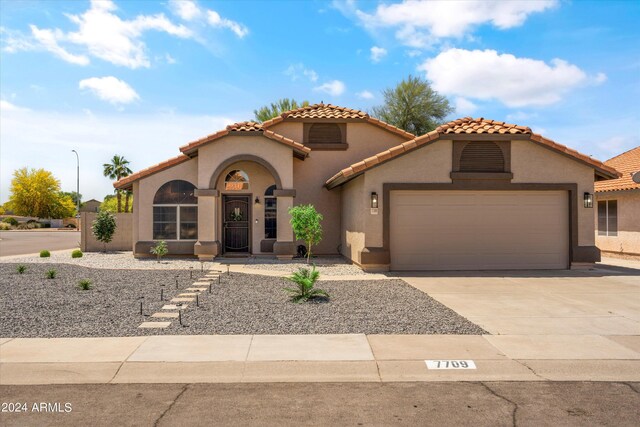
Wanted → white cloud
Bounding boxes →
[350,0,557,48]
[370,46,387,62]
[284,63,319,82]
[314,80,346,96]
[29,25,91,65]
[169,0,202,21]
[79,76,140,105]
[207,10,249,38]
[420,48,601,107]
[356,90,374,100]
[454,97,477,115]
[3,0,193,68]
[165,53,177,64]
[406,49,422,58]
[0,100,29,112]
[0,105,238,203]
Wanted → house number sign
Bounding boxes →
[425,360,476,370]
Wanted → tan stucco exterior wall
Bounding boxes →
[340,174,366,261]
[214,160,277,254]
[81,212,133,252]
[362,140,453,248]
[270,121,409,254]
[136,157,198,242]
[596,190,640,256]
[511,140,595,247]
[197,135,294,189]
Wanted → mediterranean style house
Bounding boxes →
[114,104,620,271]
[594,146,640,259]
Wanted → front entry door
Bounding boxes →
[223,195,250,253]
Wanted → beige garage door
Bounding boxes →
[390,191,569,270]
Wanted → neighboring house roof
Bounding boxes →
[179,121,310,157]
[326,117,621,189]
[114,154,191,190]
[595,146,640,193]
[261,103,416,140]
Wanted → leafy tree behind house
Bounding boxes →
[92,210,117,252]
[103,155,132,213]
[7,167,76,218]
[100,194,133,213]
[289,204,323,264]
[254,98,310,122]
[371,75,453,136]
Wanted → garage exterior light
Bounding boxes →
[371,192,378,209]
[584,192,594,208]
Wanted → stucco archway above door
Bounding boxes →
[208,154,283,190]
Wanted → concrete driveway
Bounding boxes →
[0,231,80,257]
[399,258,640,336]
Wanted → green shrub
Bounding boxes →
[0,222,10,230]
[283,266,329,303]
[150,240,168,262]
[46,269,56,279]
[71,249,83,258]
[40,250,51,258]
[77,279,92,290]
[2,217,18,226]
[92,211,117,252]
[288,204,323,264]
[16,265,27,274]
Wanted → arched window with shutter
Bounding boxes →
[459,142,505,172]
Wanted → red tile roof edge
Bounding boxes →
[594,145,640,193]
[114,154,191,189]
[260,103,416,140]
[325,123,620,188]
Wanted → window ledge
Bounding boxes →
[305,143,349,151]
[450,172,513,180]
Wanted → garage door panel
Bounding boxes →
[390,191,569,270]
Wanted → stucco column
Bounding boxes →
[273,189,296,259]
[194,189,220,260]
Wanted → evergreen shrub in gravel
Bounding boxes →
[40,250,50,258]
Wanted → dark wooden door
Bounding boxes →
[223,195,250,253]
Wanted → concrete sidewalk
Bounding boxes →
[1,334,639,384]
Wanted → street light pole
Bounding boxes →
[71,150,80,223]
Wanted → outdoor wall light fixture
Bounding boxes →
[371,192,378,209]
[254,196,260,205]
[583,192,593,208]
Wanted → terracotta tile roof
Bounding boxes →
[179,122,309,157]
[595,146,640,192]
[437,117,532,135]
[114,154,190,190]
[261,103,415,140]
[117,121,310,189]
[325,117,620,189]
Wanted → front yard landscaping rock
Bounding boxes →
[0,263,486,337]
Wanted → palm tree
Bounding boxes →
[103,155,132,213]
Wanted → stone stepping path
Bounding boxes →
[139,321,171,329]
[138,269,220,329]
[151,312,179,319]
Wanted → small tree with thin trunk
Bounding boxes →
[288,204,323,264]
[92,211,117,253]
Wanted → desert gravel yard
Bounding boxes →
[0,263,486,337]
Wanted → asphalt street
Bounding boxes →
[1,382,639,426]
[0,231,80,257]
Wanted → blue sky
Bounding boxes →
[1,0,639,203]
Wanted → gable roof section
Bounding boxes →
[114,154,190,190]
[595,146,640,192]
[326,117,621,189]
[179,121,310,157]
[261,103,416,140]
